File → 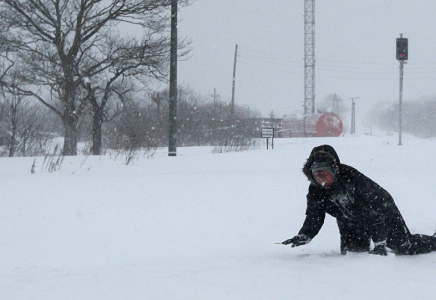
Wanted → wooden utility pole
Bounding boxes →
[168,0,178,156]
[230,44,238,116]
[349,97,358,134]
[212,88,219,106]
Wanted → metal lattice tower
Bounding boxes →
[304,0,315,115]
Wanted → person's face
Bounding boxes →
[313,170,334,188]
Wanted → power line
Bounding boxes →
[241,48,436,72]
[236,45,436,84]
[242,47,436,67]
[238,53,302,67]
[238,61,300,73]
[239,55,436,78]
[240,48,299,60]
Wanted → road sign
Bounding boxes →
[261,128,274,138]
[261,128,274,149]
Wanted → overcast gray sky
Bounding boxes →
[176,0,436,119]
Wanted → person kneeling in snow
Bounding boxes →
[281,144,436,255]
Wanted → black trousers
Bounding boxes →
[384,216,436,254]
[337,219,436,255]
[388,233,436,255]
[337,219,370,254]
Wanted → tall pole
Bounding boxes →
[396,33,407,146]
[399,60,404,145]
[398,34,404,146]
[210,88,219,109]
[230,44,238,117]
[349,97,358,134]
[352,100,355,134]
[168,0,178,156]
[304,0,315,115]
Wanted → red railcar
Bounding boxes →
[280,113,343,138]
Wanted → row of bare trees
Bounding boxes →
[0,77,260,157]
[102,87,261,151]
[0,86,59,157]
[0,0,190,156]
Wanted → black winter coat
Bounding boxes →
[298,145,410,244]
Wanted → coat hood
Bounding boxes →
[303,145,341,185]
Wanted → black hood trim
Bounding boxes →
[303,145,341,185]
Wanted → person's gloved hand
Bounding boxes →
[282,234,311,247]
[369,241,387,256]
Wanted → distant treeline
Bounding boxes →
[0,87,260,157]
[368,96,436,138]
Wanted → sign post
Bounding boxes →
[396,34,408,146]
[261,128,274,150]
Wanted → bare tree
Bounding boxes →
[80,29,184,155]
[0,0,182,155]
[104,95,162,151]
[0,31,15,82]
[0,83,48,157]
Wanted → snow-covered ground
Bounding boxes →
[1,133,436,299]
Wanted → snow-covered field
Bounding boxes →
[1,133,436,299]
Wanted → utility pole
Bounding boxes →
[332,94,339,115]
[210,88,220,107]
[168,0,178,156]
[349,97,358,134]
[244,105,250,118]
[230,44,238,117]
